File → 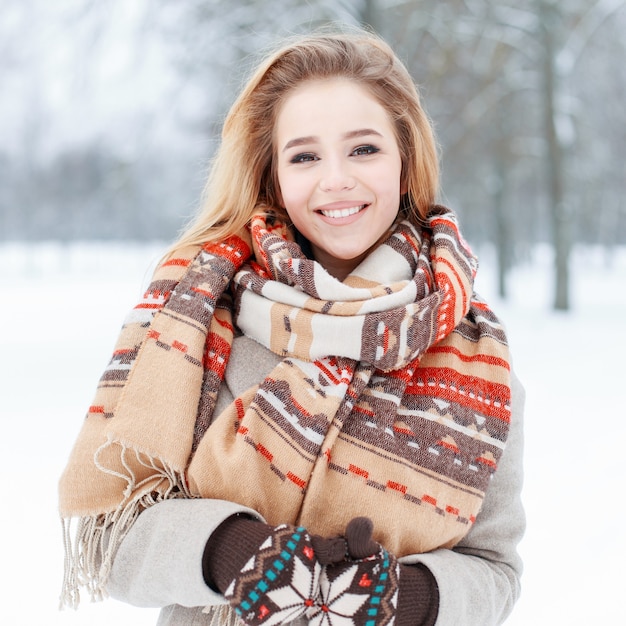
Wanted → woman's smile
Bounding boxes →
[316,201,369,221]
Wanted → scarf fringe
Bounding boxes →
[60,438,191,610]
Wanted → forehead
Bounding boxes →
[275,78,394,140]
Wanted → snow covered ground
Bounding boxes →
[1,241,624,625]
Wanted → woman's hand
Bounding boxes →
[227,523,322,625]
[206,518,322,626]
[311,517,438,626]
[308,517,400,626]
[205,516,433,626]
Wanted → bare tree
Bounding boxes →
[4,0,626,285]
[362,0,625,310]
[535,0,626,309]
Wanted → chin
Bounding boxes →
[335,252,367,262]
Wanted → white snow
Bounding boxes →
[1,241,625,624]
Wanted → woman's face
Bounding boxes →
[274,78,403,281]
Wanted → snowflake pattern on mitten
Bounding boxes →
[224,524,321,626]
[307,547,399,626]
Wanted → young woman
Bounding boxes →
[59,29,525,626]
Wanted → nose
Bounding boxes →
[319,158,356,192]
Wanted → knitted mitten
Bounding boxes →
[307,518,400,626]
[206,517,322,626]
[334,517,439,626]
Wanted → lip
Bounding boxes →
[314,201,370,223]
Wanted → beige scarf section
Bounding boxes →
[59,208,511,607]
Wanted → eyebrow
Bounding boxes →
[282,128,383,152]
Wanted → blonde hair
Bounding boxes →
[172,29,440,252]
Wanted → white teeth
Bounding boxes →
[320,205,365,219]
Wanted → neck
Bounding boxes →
[312,248,367,281]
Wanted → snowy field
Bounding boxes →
[1,240,625,625]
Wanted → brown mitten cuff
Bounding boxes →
[202,514,271,592]
[396,563,439,626]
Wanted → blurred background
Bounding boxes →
[2,1,625,624]
[2,0,625,309]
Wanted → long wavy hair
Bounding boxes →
[171,28,440,252]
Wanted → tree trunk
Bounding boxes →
[538,0,571,310]
[493,163,511,300]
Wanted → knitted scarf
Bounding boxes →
[59,206,511,607]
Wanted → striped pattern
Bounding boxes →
[59,206,511,574]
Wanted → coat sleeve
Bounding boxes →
[106,498,264,608]
[400,370,526,625]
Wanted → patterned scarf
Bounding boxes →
[59,206,511,606]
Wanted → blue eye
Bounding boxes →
[352,144,380,156]
[290,152,318,164]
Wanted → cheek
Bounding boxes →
[378,175,402,209]
[277,171,308,212]
[386,162,404,204]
